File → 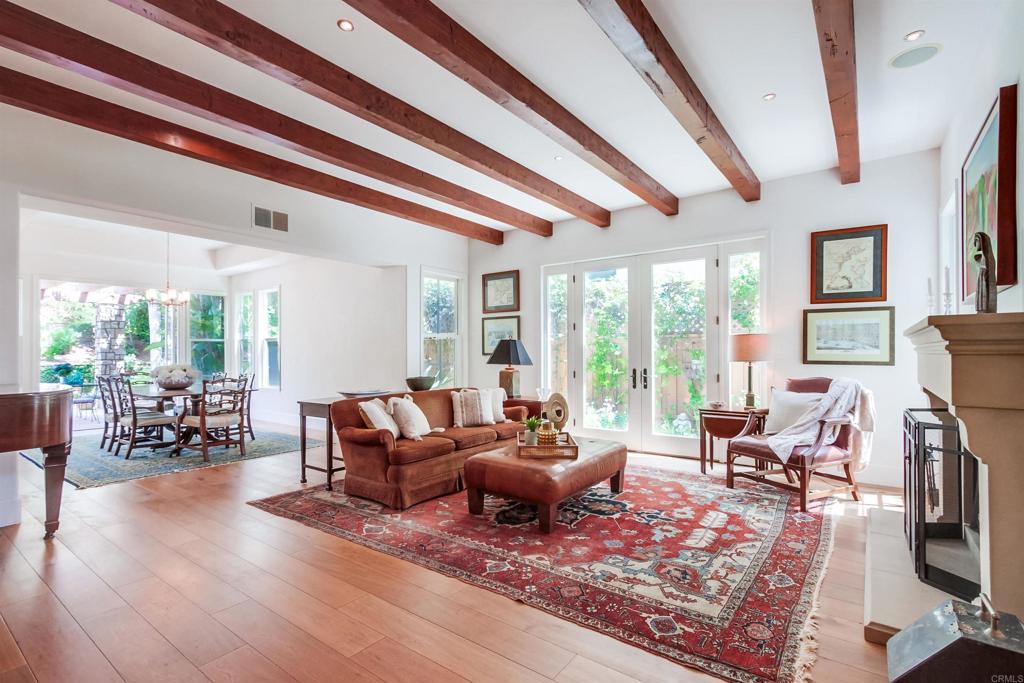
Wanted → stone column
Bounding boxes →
[94,304,126,378]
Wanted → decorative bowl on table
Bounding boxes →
[405,376,437,392]
[150,364,200,390]
[708,401,726,410]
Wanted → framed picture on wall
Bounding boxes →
[482,316,519,355]
[961,83,1018,302]
[482,270,520,313]
[803,306,895,366]
[810,225,887,304]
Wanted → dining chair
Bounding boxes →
[174,376,248,462]
[97,376,120,451]
[112,376,178,459]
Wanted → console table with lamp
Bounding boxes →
[697,333,771,474]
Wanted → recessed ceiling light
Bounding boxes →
[762,92,777,101]
[554,155,564,161]
[889,44,942,69]
[337,18,354,32]
[904,29,926,42]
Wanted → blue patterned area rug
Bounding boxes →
[21,431,322,489]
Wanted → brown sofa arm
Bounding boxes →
[504,398,543,418]
[339,426,395,448]
[504,405,528,422]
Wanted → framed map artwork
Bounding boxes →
[482,270,520,313]
[810,225,887,304]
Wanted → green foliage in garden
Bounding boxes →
[729,253,761,333]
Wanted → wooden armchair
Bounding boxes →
[726,377,861,512]
[174,377,248,461]
[110,375,178,459]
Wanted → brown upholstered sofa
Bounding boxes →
[330,388,527,509]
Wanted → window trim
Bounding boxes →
[420,267,466,388]
[234,291,255,378]
[541,265,572,399]
[256,286,281,390]
[719,237,769,407]
[186,291,227,378]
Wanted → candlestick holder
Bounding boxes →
[927,295,936,315]
[942,291,953,315]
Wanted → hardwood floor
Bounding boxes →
[0,426,898,682]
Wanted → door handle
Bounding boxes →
[642,368,649,390]
[631,368,637,389]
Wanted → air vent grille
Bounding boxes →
[252,205,289,232]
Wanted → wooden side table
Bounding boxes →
[297,397,344,491]
[698,407,766,474]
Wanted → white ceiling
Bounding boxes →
[2,0,1016,233]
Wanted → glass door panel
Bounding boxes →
[640,247,718,455]
[575,260,640,448]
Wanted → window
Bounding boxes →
[422,273,460,388]
[189,293,225,377]
[727,248,766,408]
[236,292,254,377]
[258,288,280,388]
[544,271,569,398]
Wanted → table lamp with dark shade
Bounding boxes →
[487,338,532,398]
[730,333,770,409]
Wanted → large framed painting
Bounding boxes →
[809,225,887,304]
[482,270,520,314]
[803,306,895,366]
[961,83,1018,302]
[482,316,520,355]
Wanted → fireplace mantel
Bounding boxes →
[905,312,1024,617]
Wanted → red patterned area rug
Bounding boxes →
[250,465,833,683]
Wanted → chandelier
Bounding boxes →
[145,232,190,307]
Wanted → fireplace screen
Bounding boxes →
[903,409,981,601]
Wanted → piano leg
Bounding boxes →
[42,443,69,539]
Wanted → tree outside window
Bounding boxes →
[422,275,459,388]
[189,293,226,378]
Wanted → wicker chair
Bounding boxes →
[726,377,861,512]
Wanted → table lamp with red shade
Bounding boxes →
[730,333,770,410]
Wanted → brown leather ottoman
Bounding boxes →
[464,438,627,532]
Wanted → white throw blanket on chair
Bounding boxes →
[767,378,875,471]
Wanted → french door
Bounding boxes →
[570,246,719,455]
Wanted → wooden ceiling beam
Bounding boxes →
[346,0,678,216]
[811,0,860,184]
[109,0,611,227]
[0,67,503,244]
[578,0,761,202]
[0,1,549,236]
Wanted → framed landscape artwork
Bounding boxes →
[961,83,1018,302]
[482,316,519,355]
[482,270,520,313]
[803,307,895,366]
[809,225,887,304]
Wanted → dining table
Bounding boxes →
[131,382,258,446]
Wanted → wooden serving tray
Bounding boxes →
[516,431,578,459]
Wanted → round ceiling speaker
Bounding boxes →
[889,44,941,69]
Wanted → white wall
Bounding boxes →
[468,150,940,486]
[229,257,407,425]
[937,0,1024,312]
[0,106,469,384]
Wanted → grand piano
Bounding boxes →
[0,384,72,538]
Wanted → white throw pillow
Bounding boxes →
[387,395,433,440]
[484,387,508,422]
[451,389,495,427]
[358,398,400,439]
[764,389,825,434]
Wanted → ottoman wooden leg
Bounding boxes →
[610,469,624,493]
[538,502,557,533]
[467,487,484,514]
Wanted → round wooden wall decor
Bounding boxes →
[543,393,569,431]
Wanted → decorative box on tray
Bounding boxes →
[517,431,578,459]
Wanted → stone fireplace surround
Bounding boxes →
[905,312,1024,619]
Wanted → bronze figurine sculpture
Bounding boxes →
[973,231,997,313]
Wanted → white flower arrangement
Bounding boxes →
[150,364,201,384]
